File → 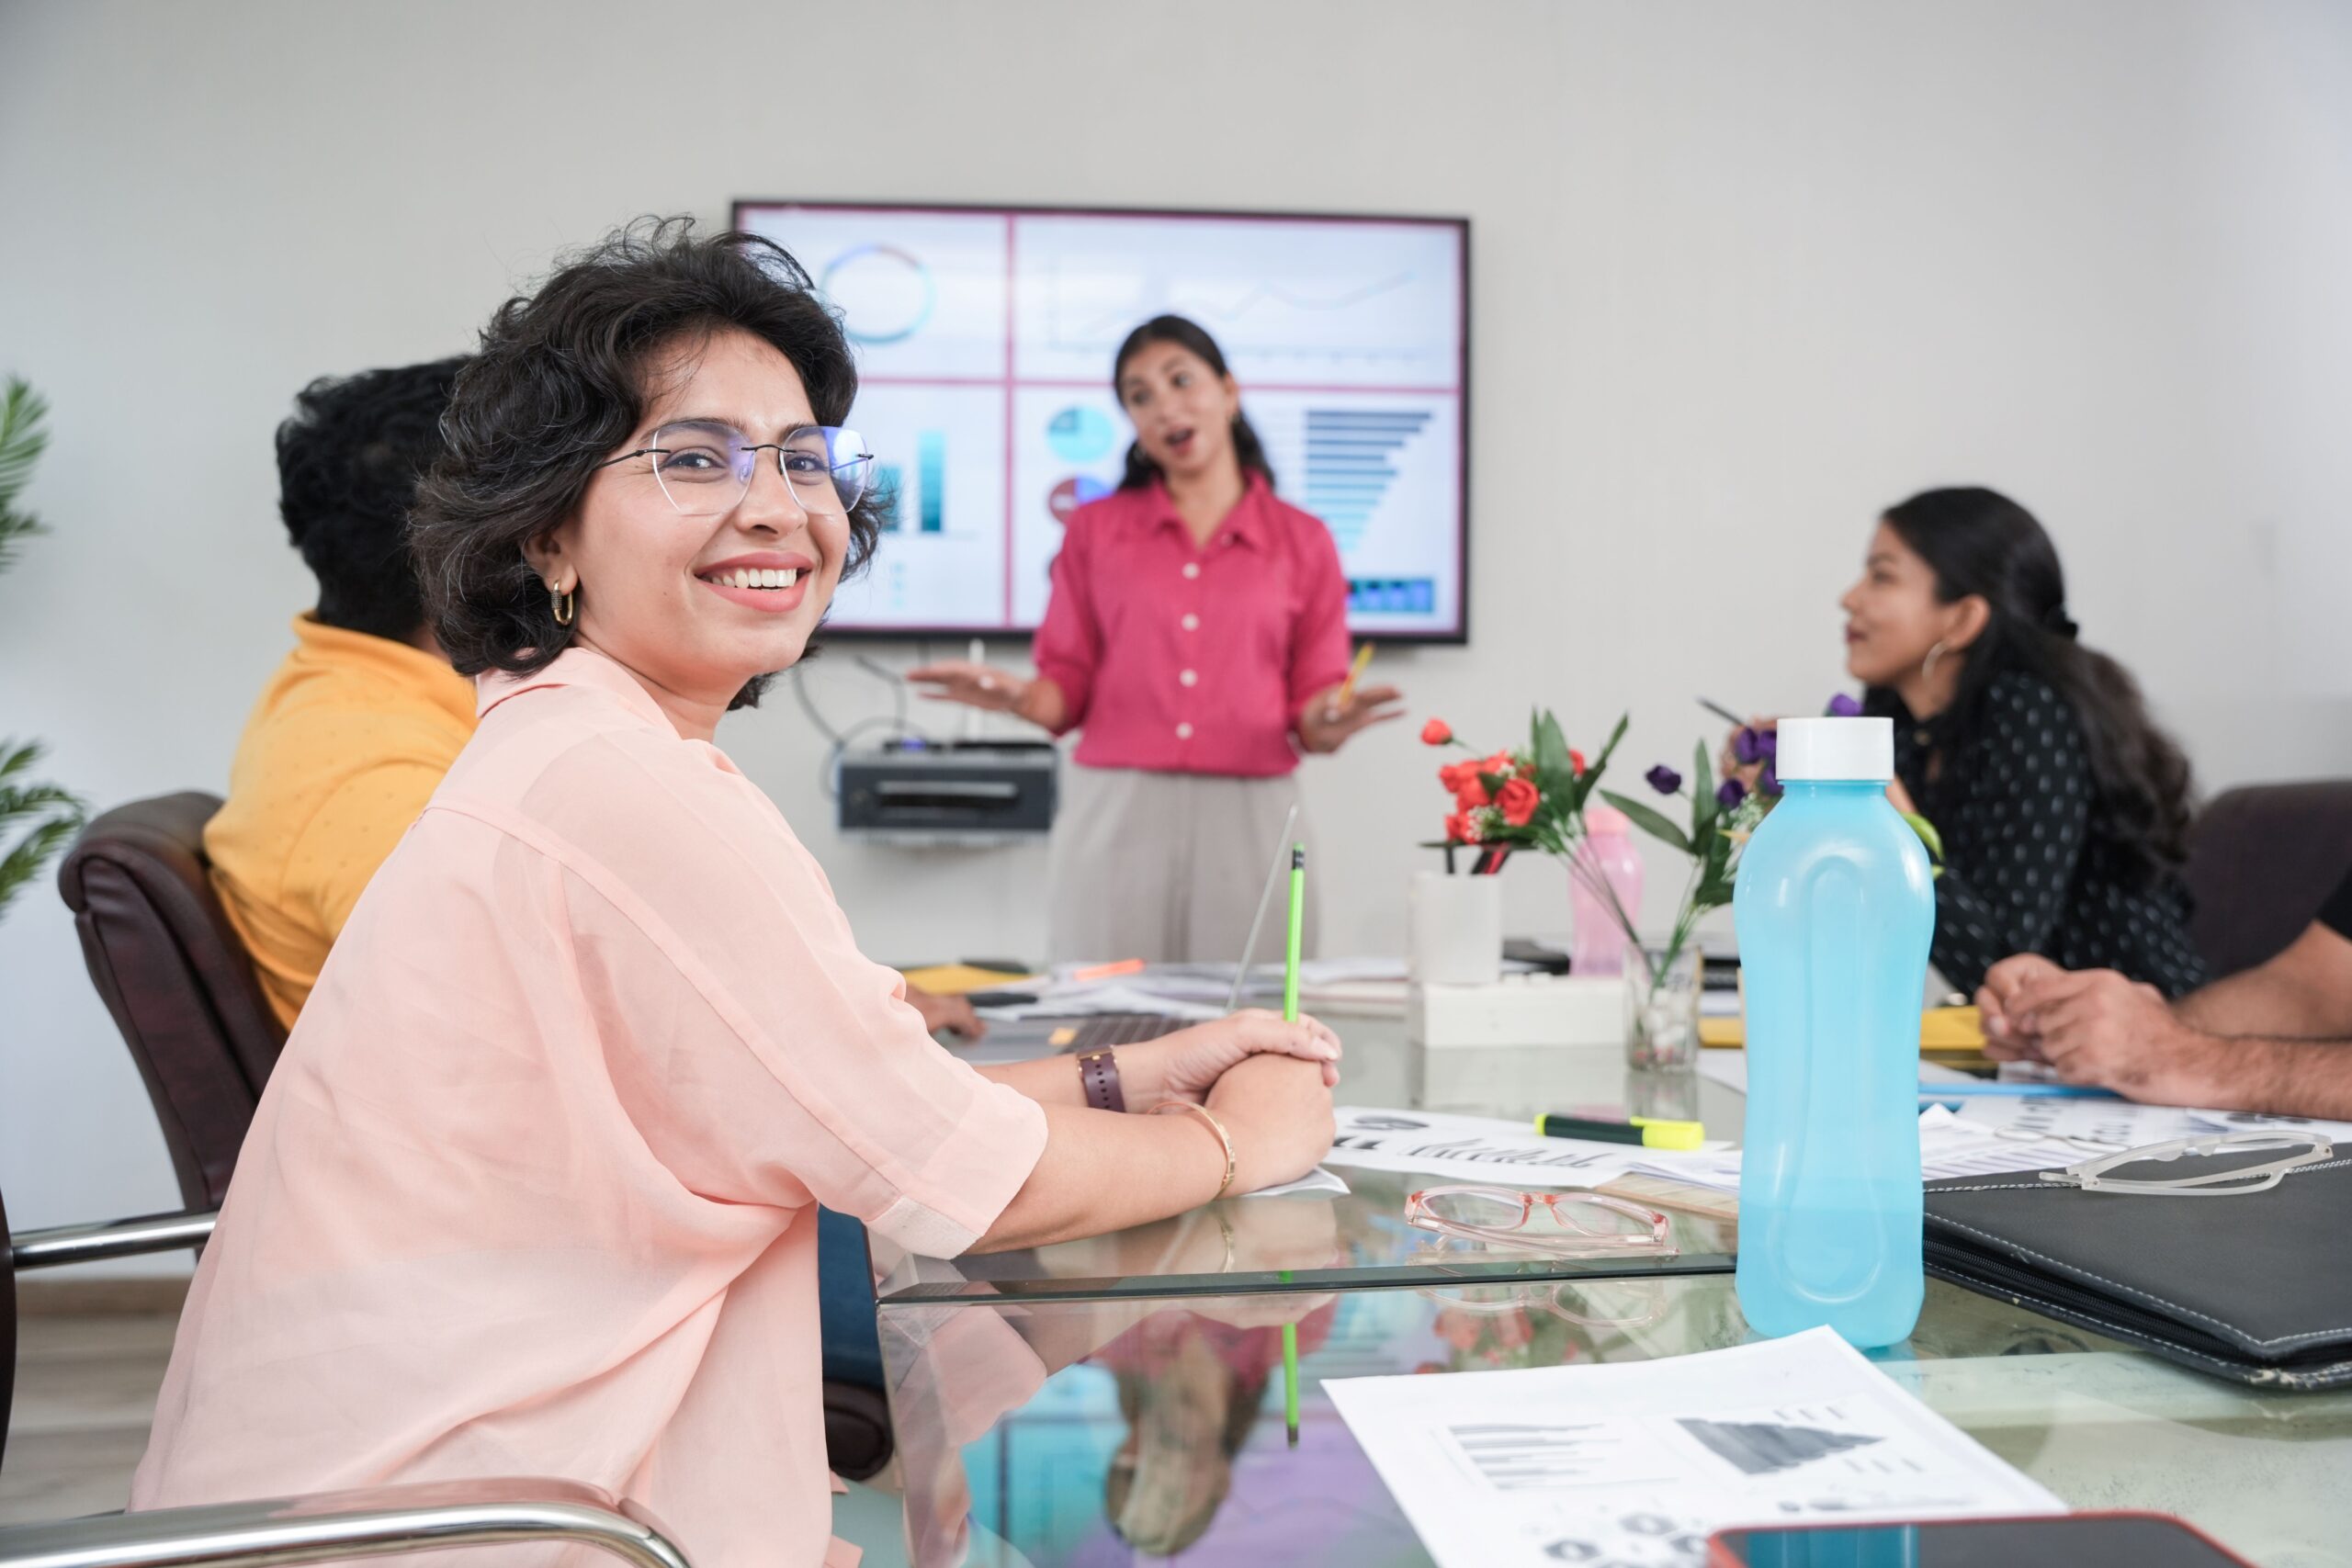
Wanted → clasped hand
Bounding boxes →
[1976,953,2219,1104]
[1122,1008,1342,1109]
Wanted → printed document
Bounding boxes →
[1328,1327,2061,1567]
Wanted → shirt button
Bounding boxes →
[1180,669,1198,687]
[1176,722,1194,739]
[1182,562,1201,580]
[1181,613,1199,631]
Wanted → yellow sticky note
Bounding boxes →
[900,963,1043,996]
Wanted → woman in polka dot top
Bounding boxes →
[1816,488,2205,997]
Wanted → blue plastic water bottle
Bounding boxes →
[1733,716,1935,1348]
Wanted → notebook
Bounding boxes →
[1923,1143,2352,1390]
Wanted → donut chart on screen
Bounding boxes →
[735,201,1469,639]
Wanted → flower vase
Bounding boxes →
[1624,943,1702,1070]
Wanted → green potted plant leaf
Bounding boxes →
[1,376,87,922]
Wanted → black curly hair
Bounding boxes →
[277,356,468,641]
[410,217,882,710]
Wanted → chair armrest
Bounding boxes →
[8,1211,217,1271]
[0,1476,692,1568]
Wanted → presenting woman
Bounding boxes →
[130,223,1339,1568]
[910,316,1402,963]
[1727,487,2206,997]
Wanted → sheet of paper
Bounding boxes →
[1948,1094,2201,1148]
[1322,1106,1654,1189]
[1623,1106,2087,1193]
[1241,1165,1350,1199]
[1327,1326,2061,1568]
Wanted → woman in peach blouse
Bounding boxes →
[130,220,1338,1568]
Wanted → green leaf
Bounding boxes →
[1568,713,1630,816]
[1532,708,1572,780]
[1902,810,1946,865]
[1600,788,1691,855]
[0,377,51,574]
[1690,740,1715,838]
[0,736,85,925]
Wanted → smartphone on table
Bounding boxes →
[1708,1513,2256,1568]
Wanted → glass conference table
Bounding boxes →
[862,1017,2352,1567]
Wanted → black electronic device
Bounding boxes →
[836,739,1057,845]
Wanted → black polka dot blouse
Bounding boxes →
[1888,671,2209,998]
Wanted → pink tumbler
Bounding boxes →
[1570,805,1645,977]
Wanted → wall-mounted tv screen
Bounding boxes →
[731,200,1470,642]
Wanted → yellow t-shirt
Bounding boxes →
[205,615,477,1031]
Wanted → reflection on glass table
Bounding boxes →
[876,1023,1747,1305]
[879,1277,2352,1568]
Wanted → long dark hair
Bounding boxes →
[1112,315,1274,491]
[1874,487,2195,874]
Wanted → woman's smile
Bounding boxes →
[695,548,816,615]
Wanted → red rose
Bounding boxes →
[1483,750,1517,778]
[1456,774,1492,809]
[1498,777,1540,826]
[1445,810,1484,845]
[1570,749,1589,775]
[1438,761,1469,793]
[1420,718,1453,746]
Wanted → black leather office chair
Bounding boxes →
[2181,781,2352,977]
[55,793,282,1214]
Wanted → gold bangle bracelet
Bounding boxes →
[1150,1100,1236,1201]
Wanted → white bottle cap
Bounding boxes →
[1776,716,1894,783]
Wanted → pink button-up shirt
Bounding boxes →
[1033,476,1351,777]
[131,648,1048,1568]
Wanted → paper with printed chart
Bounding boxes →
[1323,1107,1658,1189]
[1950,1094,2352,1150]
[1327,1327,2061,1568]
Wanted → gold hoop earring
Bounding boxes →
[1921,639,1950,683]
[550,583,576,628]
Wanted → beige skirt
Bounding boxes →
[1046,765,1319,965]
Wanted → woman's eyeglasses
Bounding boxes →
[1405,1184,1675,1256]
[599,420,875,517]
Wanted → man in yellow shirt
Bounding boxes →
[205,359,478,1031]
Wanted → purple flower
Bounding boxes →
[1733,728,1762,765]
[1826,692,1864,718]
[1759,763,1780,795]
[1645,764,1682,795]
[1716,778,1747,808]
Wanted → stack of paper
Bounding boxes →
[1322,1106,1731,1191]
[1627,1106,2086,1193]
[1329,1327,2061,1567]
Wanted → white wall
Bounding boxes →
[4,0,2348,1249]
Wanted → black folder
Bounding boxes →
[1924,1144,2352,1391]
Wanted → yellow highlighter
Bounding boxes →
[1533,1113,1707,1153]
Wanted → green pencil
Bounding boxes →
[1282,843,1306,1446]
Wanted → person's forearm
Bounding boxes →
[972,1102,1227,1253]
[2188,1034,2352,1119]
[978,1055,1088,1109]
[2176,968,2325,1035]
[2177,926,2352,1038]
[1014,676,1069,732]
